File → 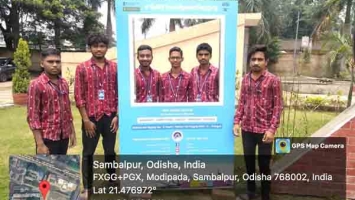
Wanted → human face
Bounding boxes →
[90,42,108,59]
[249,51,268,73]
[169,51,183,68]
[137,49,153,67]
[41,55,61,77]
[196,50,211,66]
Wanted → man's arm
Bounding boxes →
[267,77,283,134]
[234,77,246,125]
[188,69,194,102]
[157,73,162,102]
[65,81,76,147]
[215,68,219,101]
[74,64,96,137]
[160,75,165,102]
[74,64,89,121]
[114,62,118,113]
[27,82,49,154]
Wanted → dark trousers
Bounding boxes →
[37,138,69,154]
[242,130,273,200]
[82,114,117,189]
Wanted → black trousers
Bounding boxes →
[82,114,117,189]
[242,130,273,200]
[37,138,69,154]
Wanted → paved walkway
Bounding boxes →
[0,81,14,108]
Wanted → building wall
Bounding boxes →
[268,52,330,78]
[270,105,355,199]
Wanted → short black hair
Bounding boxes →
[169,46,183,57]
[41,48,61,60]
[247,44,269,63]
[196,43,212,55]
[87,33,109,47]
[137,45,152,53]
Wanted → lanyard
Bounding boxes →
[139,69,153,94]
[248,74,264,94]
[168,74,183,99]
[48,81,66,95]
[91,64,109,90]
[196,70,211,94]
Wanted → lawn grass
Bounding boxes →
[0,106,337,199]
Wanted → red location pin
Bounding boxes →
[39,180,50,199]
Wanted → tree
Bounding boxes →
[12,38,31,94]
[309,0,353,39]
[0,0,31,49]
[322,31,353,106]
[106,0,115,44]
[31,0,103,50]
[86,0,115,46]
[239,0,282,64]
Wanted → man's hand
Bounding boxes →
[69,128,77,148]
[110,116,118,133]
[262,131,274,143]
[84,119,96,138]
[233,124,241,137]
[37,144,49,154]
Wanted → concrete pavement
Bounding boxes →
[0,81,14,108]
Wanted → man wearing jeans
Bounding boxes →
[74,33,118,197]
[233,45,283,200]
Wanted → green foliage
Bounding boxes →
[302,49,311,63]
[304,96,325,107]
[0,0,104,50]
[321,31,353,69]
[12,38,31,94]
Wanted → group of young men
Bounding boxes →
[135,43,219,103]
[26,32,283,200]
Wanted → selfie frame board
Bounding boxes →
[116,0,238,155]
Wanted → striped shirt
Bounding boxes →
[234,70,283,134]
[27,73,73,141]
[160,70,191,102]
[135,67,161,103]
[189,65,219,102]
[74,58,118,121]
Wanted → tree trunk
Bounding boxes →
[11,2,20,49]
[54,19,61,49]
[4,36,13,50]
[343,0,352,35]
[106,0,113,44]
[2,0,21,49]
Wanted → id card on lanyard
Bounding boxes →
[196,70,210,102]
[168,74,182,101]
[93,64,109,101]
[139,70,153,102]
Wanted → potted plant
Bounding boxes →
[12,38,31,105]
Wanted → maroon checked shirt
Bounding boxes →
[135,67,161,103]
[27,73,73,141]
[74,58,118,121]
[234,70,283,134]
[160,70,191,102]
[189,65,219,102]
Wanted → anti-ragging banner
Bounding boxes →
[115,0,238,189]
